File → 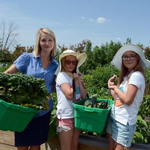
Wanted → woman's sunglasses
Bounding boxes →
[65,60,77,65]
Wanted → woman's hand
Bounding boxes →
[4,64,18,74]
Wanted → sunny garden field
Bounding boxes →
[0,40,150,149]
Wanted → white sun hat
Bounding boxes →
[111,43,150,70]
[55,49,87,75]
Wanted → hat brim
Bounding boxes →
[111,44,150,70]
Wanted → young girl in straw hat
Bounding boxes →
[55,50,87,150]
[107,44,150,150]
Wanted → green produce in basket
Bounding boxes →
[94,101,109,109]
[84,100,93,108]
[0,72,48,110]
[84,98,109,109]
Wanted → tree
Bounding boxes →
[0,49,12,62]
[12,45,26,62]
[73,40,87,52]
[80,40,94,74]
[26,46,34,53]
[124,37,132,44]
[93,46,101,66]
[92,41,122,67]
[144,47,150,60]
[0,20,18,61]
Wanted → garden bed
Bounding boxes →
[47,134,150,150]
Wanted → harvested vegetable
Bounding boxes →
[94,101,109,109]
[84,100,92,108]
[84,98,109,109]
[0,72,49,110]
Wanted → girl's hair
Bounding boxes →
[118,54,145,86]
[61,56,77,76]
[61,56,78,95]
[33,28,57,57]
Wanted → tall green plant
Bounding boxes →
[83,65,119,98]
[133,115,149,144]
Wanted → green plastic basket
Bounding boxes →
[0,99,39,132]
[73,98,114,134]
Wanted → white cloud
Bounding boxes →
[96,17,111,23]
[89,18,94,22]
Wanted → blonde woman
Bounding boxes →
[107,44,150,150]
[4,28,58,150]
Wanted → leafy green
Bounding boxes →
[0,72,48,110]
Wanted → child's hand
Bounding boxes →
[73,73,82,80]
[108,75,117,89]
[109,85,117,90]
[77,72,83,80]
[73,73,79,79]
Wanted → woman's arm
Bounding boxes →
[4,64,18,74]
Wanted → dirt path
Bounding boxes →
[0,130,47,150]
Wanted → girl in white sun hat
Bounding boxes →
[107,43,150,150]
[55,49,87,150]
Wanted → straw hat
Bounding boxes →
[111,43,150,70]
[55,49,87,75]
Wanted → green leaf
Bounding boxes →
[137,115,148,127]
[134,132,143,139]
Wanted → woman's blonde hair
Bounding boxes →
[33,28,56,57]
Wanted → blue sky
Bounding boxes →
[0,0,150,50]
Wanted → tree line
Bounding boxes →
[1,38,150,69]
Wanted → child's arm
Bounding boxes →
[112,85,138,105]
[108,75,138,105]
[79,80,87,99]
[73,73,87,99]
[108,75,118,99]
[61,83,74,100]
